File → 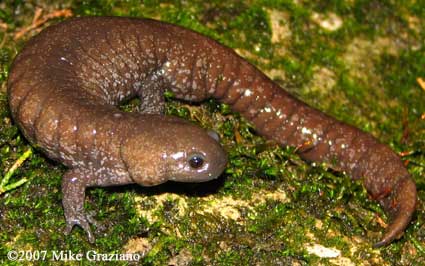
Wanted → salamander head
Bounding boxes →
[121,120,227,186]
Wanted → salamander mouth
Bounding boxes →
[168,169,223,183]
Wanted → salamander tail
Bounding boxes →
[374,177,416,248]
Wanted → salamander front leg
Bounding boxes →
[62,168,96,243]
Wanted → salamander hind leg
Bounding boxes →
[62,168,98,243]
[137,77,166,114]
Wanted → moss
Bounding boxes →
[1,0,424,265]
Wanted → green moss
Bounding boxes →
[1,1,424,265]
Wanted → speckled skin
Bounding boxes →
[7,17,416,246]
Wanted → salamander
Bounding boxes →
[7,16,416,247]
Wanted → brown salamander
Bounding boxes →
[7,17,416,247]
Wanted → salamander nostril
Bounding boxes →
[207,130,220,142]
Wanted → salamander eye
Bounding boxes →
[188,154,204,169]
